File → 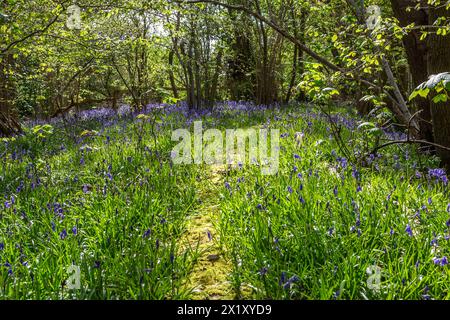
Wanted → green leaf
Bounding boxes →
[432,93,448,103]
[424,73,450,89]
[357,122,376,130]
[409,90,419,101]
[368,127,382,136]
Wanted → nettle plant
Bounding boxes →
[409,72,450,103]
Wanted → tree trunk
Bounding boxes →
[285,7,307,103]
[226,6,255,101]
[391,0,434,143]
[209,47,223,103]
[168,50,179,100]
[0,53,21,136]
[186,40,196,110]
[427,7,450,168]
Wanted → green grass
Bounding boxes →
[0,111,200,299]
[217,108,450,300]
[0,103,449,299]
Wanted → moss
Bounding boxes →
[179,165,238,300]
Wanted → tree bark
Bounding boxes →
[391,0,434,143]
[427,6,450,168]
[0,53,21,136]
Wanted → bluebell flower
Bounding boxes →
[405,224,413,237]
[16,181,24,193]
[259,267,268,276]
[333,290,340,300]
[279,272,286,286]
[333,186,338,196]
[72,226,77,235]
[283,275,299,289]
[207,230,212,241]
[287,186,293,194]
[431,237,438,247]
[60,229,67,240]
[143,228,151,238]
[0,243,4,250]
[352,167,360,180]
[337,157,348,169]
[428,168,448,185]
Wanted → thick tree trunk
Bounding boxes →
[194,37,202,110]
[0,53,21,136]
[227,7,255,101]
[391,0,434,143]
[427,7,450,168]
[285,7,307,103]
[209,47,223,103]
[186,40,196,110]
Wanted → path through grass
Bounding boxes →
[181,164,234,299]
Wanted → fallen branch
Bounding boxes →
[371,139,450,154]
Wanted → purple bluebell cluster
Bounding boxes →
[428,168,448,185]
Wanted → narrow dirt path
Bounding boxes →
[181,164,234,300]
